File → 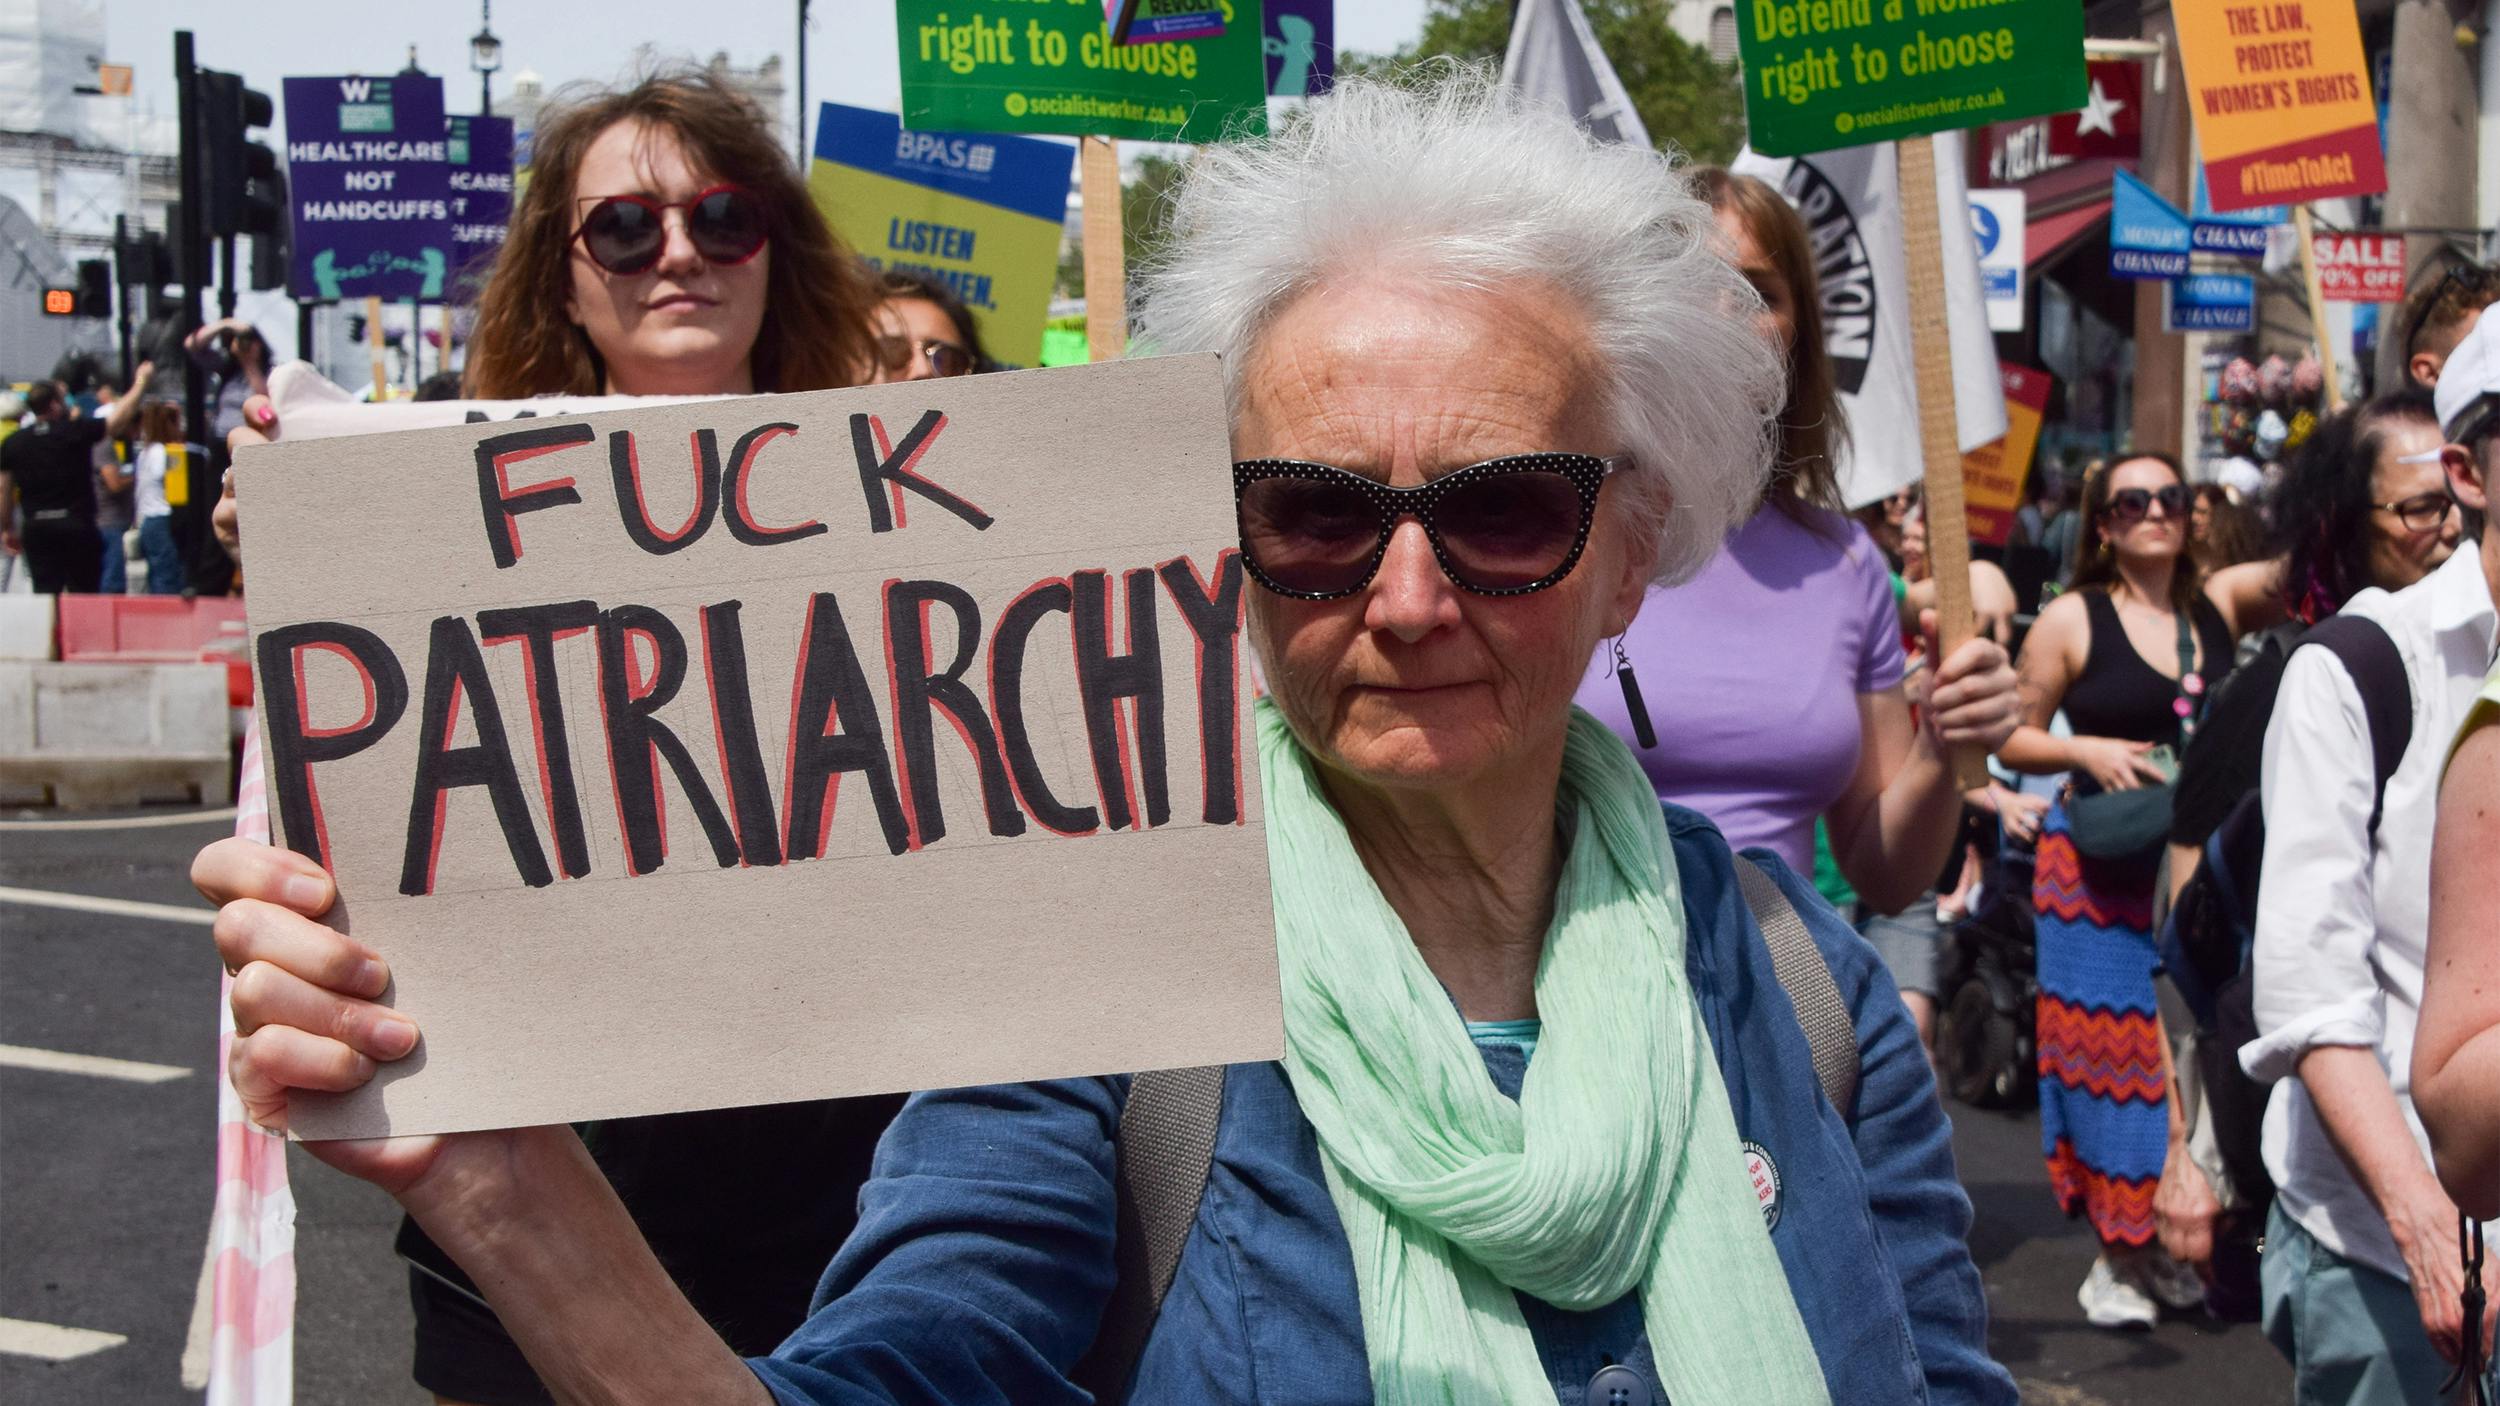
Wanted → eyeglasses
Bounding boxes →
[2404,261,2497,355]
[2102,484,2191,524]
[2374,490,2457,532]
[873,335,975,379]
[571,185,768,276]
[1233,453,1626,600]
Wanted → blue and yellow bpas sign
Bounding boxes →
[810,103,1076,370]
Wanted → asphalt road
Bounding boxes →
[2,805,2291,1405]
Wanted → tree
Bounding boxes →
[1057,151,1192,302]
[1342,0,1747,166]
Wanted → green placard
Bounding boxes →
[896,0,1268,143]
[1735,0,2087,157]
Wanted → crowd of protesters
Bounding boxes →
[0,57,2475,1406]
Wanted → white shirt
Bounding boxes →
[134,442,173,520]
[2241,546,2499,1281]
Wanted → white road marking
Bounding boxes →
[0,1316,127,1361]
[0,884,213,927]
[0,806,236,832]
[0,1043,191,1083]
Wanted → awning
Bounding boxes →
[2028,200,2109,269]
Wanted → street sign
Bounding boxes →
[2312,231,2405,302]
[1969,188,2025,333]
[895,0,1268,143]
[446,115,514,302]
[808,103,1075,369]
[2165,272,2257,333]
[2174,0,2385,212]
[1732,0,2087,158]
[282,74,453,301]
[2110,168,2189,279]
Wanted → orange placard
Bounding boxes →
[2174,0,2384,212]
[1960,362,2051,546]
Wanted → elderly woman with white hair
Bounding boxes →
[194,74,2014,1405]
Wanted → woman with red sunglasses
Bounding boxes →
[205,69,895,1406]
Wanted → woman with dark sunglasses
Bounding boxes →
[204,69,897,1406]
[195,73,2013,1406]
[1998,451,2265,1330]
[860,267,993,382]
[210,69,880,561]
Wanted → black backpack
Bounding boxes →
[2159,614,2413,1228]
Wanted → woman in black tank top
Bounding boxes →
[1997,454,2261,1332]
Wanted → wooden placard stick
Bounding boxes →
[2291,204,2344,412]
[1081,136,1126,364]
[1893,133,1993,794]
[365,295,387,403]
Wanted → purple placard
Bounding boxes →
[447,114,515,301]
[1265,0,1333,97]
[282,74,453,301]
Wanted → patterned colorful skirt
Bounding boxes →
[2032,800,2167,1249]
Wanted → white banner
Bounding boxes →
[1501,0,1650,149]
[1734,134,2009,508]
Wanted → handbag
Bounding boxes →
[2065,607,2200,860]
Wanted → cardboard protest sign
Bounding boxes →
[1734,136,2007,507]
[2165,272,2257,334]
[446,115,515,300]
[809,104,1075,371]
[283,74,453,300]
[2110,168,2189,280]
[1960,362,2049,547]
[896,0,1268,143]
[2175,0,2384,212]
[234,355,1280,1139]
[2313,230,2404,302]
[1732,0,2085,158]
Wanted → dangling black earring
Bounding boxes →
[1612,637,1658,750]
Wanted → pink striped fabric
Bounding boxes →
[209,726,296,1405]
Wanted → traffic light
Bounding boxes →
[247,165,289,291]
[115,226,178,293]
[75,259,111,317]
[196,69,277,240]
[40,287,77,317]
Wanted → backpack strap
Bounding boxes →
[1081,855,1861,1393]
[1735,855,1861,1119]
[1072,1063,1224,1399]
[2296,615,2415,836]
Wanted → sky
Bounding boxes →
[99,0,1437,151]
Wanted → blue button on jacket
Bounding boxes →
[750,807,2018,1405]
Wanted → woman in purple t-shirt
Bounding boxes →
[1575,170,2021,991]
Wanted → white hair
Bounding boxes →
[1132,67,1782,585]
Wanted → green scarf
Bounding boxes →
[1259,699,1831,1406]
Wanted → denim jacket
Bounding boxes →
[750,806,2017,1405]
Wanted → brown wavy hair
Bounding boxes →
[464,69,877,397]
[2070,451,2204,612]
[1695,168,1849,524]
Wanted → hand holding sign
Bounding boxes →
[229,356,1280,1139]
